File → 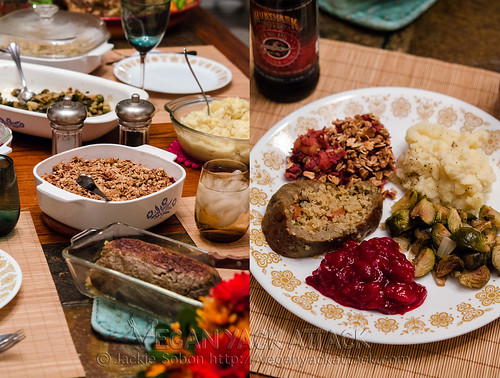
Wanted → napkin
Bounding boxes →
[91,296,159,345]
[319,0,438,31]
[168,140,202,169]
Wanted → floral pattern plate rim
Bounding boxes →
[113,53,233,94]
[0,248,22,310]
[250,87,500,345]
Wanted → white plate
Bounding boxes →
[113,53,232,94]
[250,87,500,345]
[0,249,22,309]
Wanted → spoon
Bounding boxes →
[183,46,210,116]
[7,42,36,104]
[76,175,111,201]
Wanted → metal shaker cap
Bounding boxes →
[47,96,87,129]
[115,93,155,126]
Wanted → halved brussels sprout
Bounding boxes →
[391,190,419,214]
[435,255,464,278]
[451,227,490,253]
[413,247,436,277]
[432,223,451,247]
[410,198,436,226]
[479,205,500,228]
[459,265,490,289]
[386,209,413,236]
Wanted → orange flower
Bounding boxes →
[145,363,192,378]
[196,273,250,334]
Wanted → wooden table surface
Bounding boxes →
[5,6,249,377]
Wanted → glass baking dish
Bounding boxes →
[62,223,210,321]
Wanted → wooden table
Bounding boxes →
[6,7,249,377]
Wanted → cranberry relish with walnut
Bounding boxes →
[285,114,396,199]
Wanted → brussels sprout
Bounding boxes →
[435,255,464,278]
[392,236,411,252]
[447,208,462,233]
[391,190,419,214]
[457,209,470,223]
[482,228,498,248]
[461,252,490,270]
[431,270,447,287]
[459,265,490,289]
[466,212,478,222]
[410,198,436,226]
[434,203,450,224]
[451,227,490,253]
[431,223,451,247]
[492,244,500,273]
[385,209,413,236]
[471,219,494,232]
[479,205,500,228]
[413,247,436,277]
[414,227,431,241]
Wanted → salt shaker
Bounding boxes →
[116,93,155,146]
[47,96,87,155]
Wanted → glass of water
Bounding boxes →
[0,155,20,236]
[121,0,171,89]
[195,159,249,243]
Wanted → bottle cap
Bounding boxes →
[47,96,87,129]
[115,93,155,127]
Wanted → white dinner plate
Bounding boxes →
[250,87,500,345]
[113,53,233,94]
[0,249,22,310]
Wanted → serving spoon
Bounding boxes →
[7,42,36,104]
[76,175,111,201]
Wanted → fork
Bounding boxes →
[0,329,25,353]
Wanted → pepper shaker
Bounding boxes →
[47,96,87,155]
[116,93,155,146]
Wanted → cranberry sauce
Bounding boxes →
[305,237,427,315]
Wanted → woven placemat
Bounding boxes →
[250,39,500,377]
[250,39,500,146]
[96,45,250,125]
[0,211,85,378]
[175,196,248,260]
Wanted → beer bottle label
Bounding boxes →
[251,0,319,81]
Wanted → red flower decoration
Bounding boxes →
[211,272,249,314]
[188,333,249,378]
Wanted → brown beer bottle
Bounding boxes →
[250,0,320,103]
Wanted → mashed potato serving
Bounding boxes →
[395,121,495,212]
[180,97,249,139]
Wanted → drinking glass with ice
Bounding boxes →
[195,159,249,243]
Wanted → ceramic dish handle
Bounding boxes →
[0,146,12,155]
[87,42,114,57]
[133,144,178,162]
[37,181,88,205]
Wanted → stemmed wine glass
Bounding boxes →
[121,0,171,89]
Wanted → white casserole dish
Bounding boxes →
[33,144,186,230]
[0,61,148,141]
[0,42,114,74]
[0,122,12,155]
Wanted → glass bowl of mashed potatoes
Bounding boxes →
[165,95,250,165]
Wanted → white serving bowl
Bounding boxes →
[0,61,148,141]
[33,144,185,230]
[0,42,114,74]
